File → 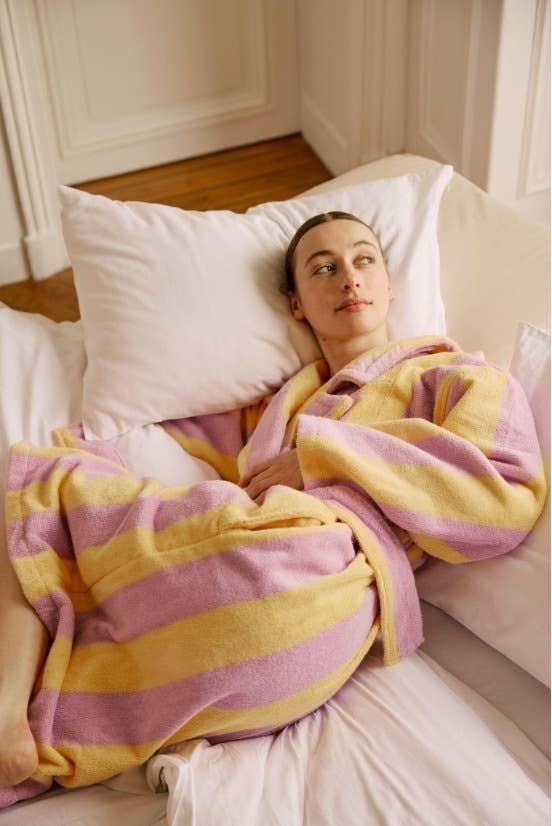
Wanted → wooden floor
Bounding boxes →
[0,134,330,322]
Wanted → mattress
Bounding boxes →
[1,151,549,824]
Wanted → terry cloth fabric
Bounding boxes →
[1,336,546,807]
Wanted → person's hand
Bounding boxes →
[242,450,303,503]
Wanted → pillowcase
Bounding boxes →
[416,321,550,686]
[59,164,453,440]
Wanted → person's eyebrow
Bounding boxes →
[304,239,377,267]
[353,240,378,250]
[304,248,333,266]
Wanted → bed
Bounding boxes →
[1,153,549,825]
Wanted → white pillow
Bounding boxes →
[416,322,550,686]
[0,303,219,491]
[59,164,453,440]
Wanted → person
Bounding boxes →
[242,210,394,503]
[0,212,546,805]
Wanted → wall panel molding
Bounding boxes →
[359,0,407,165]
[31,0,299,184]
[518,0,550,198]
[0,0,68,279]
[36,0,274,160]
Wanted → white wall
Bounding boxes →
[298,0,407,175]
[300,0,550,226]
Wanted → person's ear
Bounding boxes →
[289,292,305,320]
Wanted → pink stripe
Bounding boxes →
[8,449,128,489]
[241,384,291,479]
[299,410,540,492]
[30,589,75,641]
[0,778,53,809]
[29,587,378,747]
[8,510,74,560]
[165,409,244,457]
[382,501,530,559]
[405,369,439,420]
[9,478,253,559]
[490,374,542,482]
[408,433,511,479]
[60,424,128,465]
[30,526,357,644]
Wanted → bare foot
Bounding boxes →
[0,717,38,787]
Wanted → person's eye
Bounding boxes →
[313,263,335,275]
[358,255,375,265]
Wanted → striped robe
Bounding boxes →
[1,336,546,807]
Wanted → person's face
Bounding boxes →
[289,219,394,344]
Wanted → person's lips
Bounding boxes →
[336,298,372,311]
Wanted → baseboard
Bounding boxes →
[0,238,29,285]
[24,226,70,281]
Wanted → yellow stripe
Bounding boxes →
[35,635,73,694]
[12,553,91,607]
[53,427,79,448]
[48,553,374,692]
[409,533,485,563]
[163,427,239,482]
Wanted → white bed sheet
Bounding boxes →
[419,601,550,759]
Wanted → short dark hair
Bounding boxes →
[283,211,381,294]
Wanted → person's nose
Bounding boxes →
[341,262,359,291]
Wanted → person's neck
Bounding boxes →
[321,327,390,376]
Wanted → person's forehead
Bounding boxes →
[296,220,377,260]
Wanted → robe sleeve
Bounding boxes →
[294,362,547,563]
[160,394,274,483]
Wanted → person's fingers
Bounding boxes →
[241,459,274,488]
[245,472,271,500]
